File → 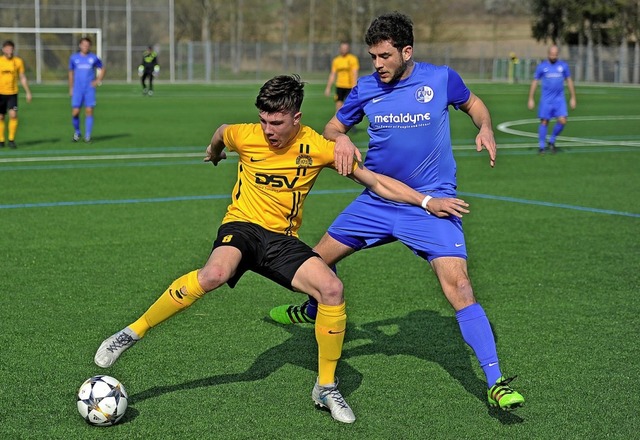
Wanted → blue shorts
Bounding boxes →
[538,98,567,120]
[71,87,97,108]
[327,191,467,262]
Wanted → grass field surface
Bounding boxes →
[1,81,638,439]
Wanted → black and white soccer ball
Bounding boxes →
[77,375,128,426]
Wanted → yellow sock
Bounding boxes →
[315,302,346,385]
[129,270,205,338]
[8,118,17,141]
[0,119,5,141]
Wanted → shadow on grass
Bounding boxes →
[8,133,131,148]
[6,138,61,148]
[342,310,524,425]
[82,133,132,143]
[130,319,363,404]
[130,310,523,425]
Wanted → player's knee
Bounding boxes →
[444,277,474,300]
[318,276,343,305]
[455,277,473,294]
[197,265,229,292]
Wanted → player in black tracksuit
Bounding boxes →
[138,46,159,95]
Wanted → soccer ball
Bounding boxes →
[77,375,128,426]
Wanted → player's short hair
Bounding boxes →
[2,40,15,48]
[79,37,92,45]
[255,74,305,114]
[365,12,413,50]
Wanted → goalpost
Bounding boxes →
[0,27,102,84]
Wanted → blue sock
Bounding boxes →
[549,122,565,143]
[85,115,94,139]
[72,115,80,134]
[538,124,547,149]
[456,303,502,387]
[305,296,318,319]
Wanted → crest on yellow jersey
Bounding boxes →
[296,154,313,167]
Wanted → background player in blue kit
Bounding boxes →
[69,37,105,143]
[528,45,576,154]
[270,12,525,412]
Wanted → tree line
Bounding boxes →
[531,0,640,82]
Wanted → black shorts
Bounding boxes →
[0,94,18,114]
[335,87,352,102]
[213,221,319,290]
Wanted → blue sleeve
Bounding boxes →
[68,55,74,71]
[534,62,544,80]
[447,68,471,109]
[95,56,103,69]
[336,84,365,127]
[563,61,571,78]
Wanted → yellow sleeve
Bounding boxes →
[222,124,240,153]
[331,57,338,73]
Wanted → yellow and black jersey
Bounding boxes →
[222,123,342,237]
[0,55,25,95]
[332,53,359,89]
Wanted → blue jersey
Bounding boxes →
[534,60,570,102]
[69,52,102,91]
[337,62,470,198]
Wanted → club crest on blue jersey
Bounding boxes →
[415,86,434,103]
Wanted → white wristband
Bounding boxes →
[421,195,432,214]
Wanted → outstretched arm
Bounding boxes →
[204,124,228,166]
[348,163,469,218]
[323,116,362,176]
[459,92,496,168]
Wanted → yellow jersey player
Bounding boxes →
[0,40,32,149]
[94,74,434,424]
[324,41,359,111]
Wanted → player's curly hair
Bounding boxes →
[365,12,413,50]
[255,74,305,114]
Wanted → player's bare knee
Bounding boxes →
[444,278,474,300]
[197,265,229,291]
[318,276,344,305]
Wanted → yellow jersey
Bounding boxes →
[221,123,339,237]
[0,55,25,95]
[331,53,359,89]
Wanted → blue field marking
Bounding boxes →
[1,188,638,218]
[457,191,640,218]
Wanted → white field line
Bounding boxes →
[496,115,640,147]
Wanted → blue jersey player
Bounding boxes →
[270,12,525,412]
[68,37,105,143]
[528,45,577,154]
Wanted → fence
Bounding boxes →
[1,1,638,84]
